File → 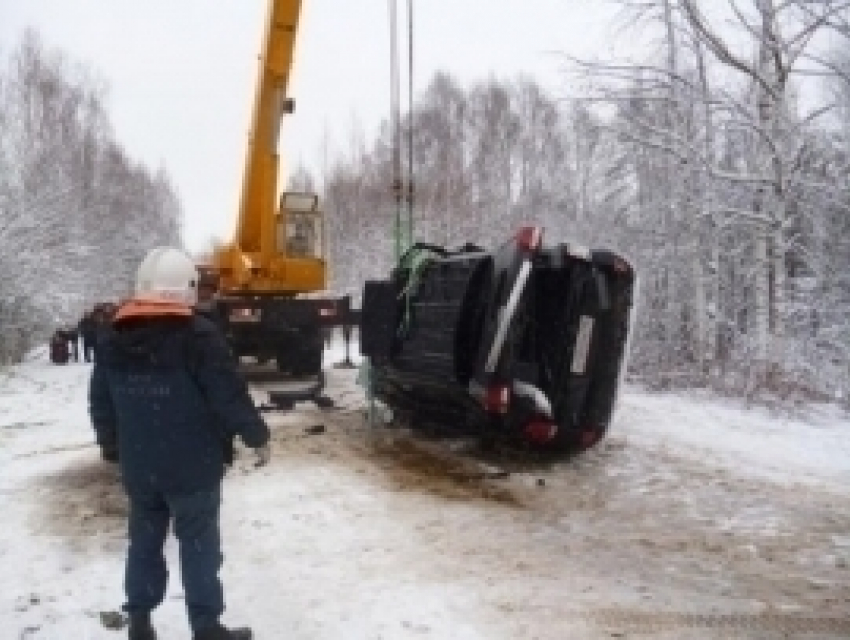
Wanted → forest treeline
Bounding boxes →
[321,0,850,404]
[4,1,850,407]
[0,31,181,362]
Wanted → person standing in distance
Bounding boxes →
[89,247,270,640]
[79,311,98,362]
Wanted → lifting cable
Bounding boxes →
[388,0,402,263]
[406,0,415,247]
[364,0,417,425]
[365,0,403,427]
[387,0,415,265]
[391,0,421,336]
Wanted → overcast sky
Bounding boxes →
[0,1,630,252]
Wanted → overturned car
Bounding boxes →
[360,227,636,453]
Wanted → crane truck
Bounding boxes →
[203,0,347,376]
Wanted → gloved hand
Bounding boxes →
[253,445,271,468]
[101,444,119,463]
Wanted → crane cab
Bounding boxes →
[278,191,323,260]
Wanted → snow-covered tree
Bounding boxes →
[0,30,182,363]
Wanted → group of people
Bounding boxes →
[50,304,117,364]
[88,247,269,640]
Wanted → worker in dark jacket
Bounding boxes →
[89,246,269,640]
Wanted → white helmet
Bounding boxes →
[135,247,199,305]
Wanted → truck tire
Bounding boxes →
[292,345,322,376]
[276,333,322,376]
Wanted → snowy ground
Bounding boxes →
[1,337,849,639]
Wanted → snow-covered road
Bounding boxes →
[1,344,848,639]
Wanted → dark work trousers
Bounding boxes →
[68,337,79,362]
[123,487,225,632]
[82,338,96,362]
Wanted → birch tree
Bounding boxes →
[565,0,850,398]
[0,30,183,362]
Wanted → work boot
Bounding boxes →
[193,622,252,640]
[127,613,156,640]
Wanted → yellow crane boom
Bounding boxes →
[214,0,325,295]
[236,0,299,255]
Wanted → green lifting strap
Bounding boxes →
[396,244,437,337]
[359,244,433,428]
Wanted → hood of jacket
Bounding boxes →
[113,297,192,323]
[106,314,192,366]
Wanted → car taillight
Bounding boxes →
[516,226,542,252]
[579,427,601,449]
[483,384,511,414]
[613,257,631,274]
[523,418,558,444]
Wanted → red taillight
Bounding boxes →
[483,384,511,414]
[516,226,542,252]
[579,428,601,449]
[613,257,631,274]
[523,418,558,444]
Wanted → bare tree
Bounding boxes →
[0,30,183,362]
[564,0,850,399]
